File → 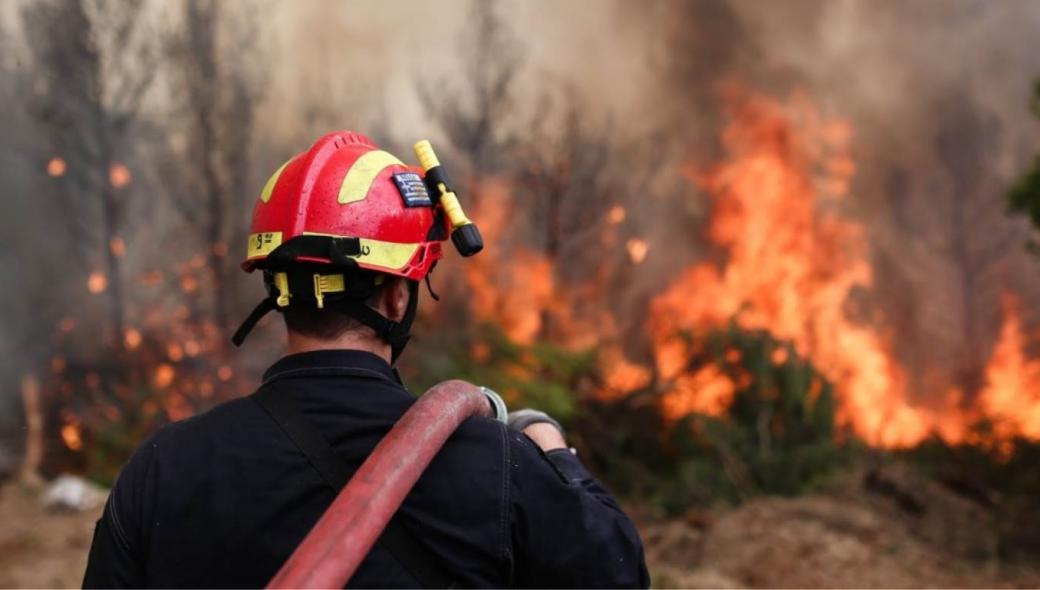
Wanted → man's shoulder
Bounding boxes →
[135,394,264,456]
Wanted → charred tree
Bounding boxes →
[22,0,158,347]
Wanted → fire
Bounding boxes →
[167,343,184,361]
[649,89,936,446]
[109,162,132,188]
[464,180,557,345]
[646,88,1040,447]
[661,365,737,420]
[976,294,1040,440]
[87,272,107,294]
[60,414,83,451]
[47,157,66,177]
[124,328,142,349]
[626,238,649,264]
[180,274,199,294]
[608,205,626,224]
[602,346,652,397]
[154,363,176,388]
[217,365,233,382]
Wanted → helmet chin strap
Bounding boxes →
[231,279,420,366]
[333,280,419,365]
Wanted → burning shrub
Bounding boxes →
[576,325,854,514]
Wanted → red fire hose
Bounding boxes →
[266,380,502,589]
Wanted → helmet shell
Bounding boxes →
[242,131,446,280]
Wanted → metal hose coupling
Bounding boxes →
[479,386,508,423]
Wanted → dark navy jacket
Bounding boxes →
[82,350,649,588]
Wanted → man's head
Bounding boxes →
[282,275,414,355]
[233,131,478,363]
[231,131,447,359]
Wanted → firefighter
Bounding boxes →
[82,131,649,588]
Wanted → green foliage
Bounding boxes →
[410,322,596,421]
[1008,79,1040,249]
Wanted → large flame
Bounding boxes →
[650,88,1040,447]
[976,294,1040,440]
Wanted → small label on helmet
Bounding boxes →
[392,172,433,207]
[246,232,283,259]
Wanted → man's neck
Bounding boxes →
[286,330,391,364]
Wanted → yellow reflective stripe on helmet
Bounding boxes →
[301,232,420,271]
[259,159,291,203]
[356,238,420,270]
[246,232,283,259]
[337,150,404,204]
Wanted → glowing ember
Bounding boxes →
[217,365,233,382]
[154,364,176,388]
[109,162,132,188]
[109,236,126,258]
[124,328,142,349]
[184,340,201,357]
[60,415,83,451]
[180,274,199,294]
[626,238,649,264]
[47,157,66,177]
[87,272,107,294]
[167,343,184,362]
[608,205,626,224]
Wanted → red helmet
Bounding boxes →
[242,131,446,280]
[232,131,482,351]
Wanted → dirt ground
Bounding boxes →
[0,482,101,589]
[0,472,1037,589]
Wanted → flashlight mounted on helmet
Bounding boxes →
[414,140,484,257]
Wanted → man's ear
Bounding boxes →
[381,277,410,323]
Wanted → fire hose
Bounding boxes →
[266,380,507,589]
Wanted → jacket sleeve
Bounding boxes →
[508,431,650,588]
[82,436,157,588]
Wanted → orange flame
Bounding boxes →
[650,89,956,447]
[47,157,66,177]
[626,238,649,264]
[60,414,83,451]
[87,272,107,294]
[124,328,142,350]
[976,294,1040,440]
[154,364,176,388]
[109,162,132,188]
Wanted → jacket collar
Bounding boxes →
[262,349,399,386]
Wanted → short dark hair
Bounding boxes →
[282,284,385,340]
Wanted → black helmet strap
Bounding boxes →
[231,271,420,365]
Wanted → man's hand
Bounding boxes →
[521,422,567,451]
[507,409,567,451]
